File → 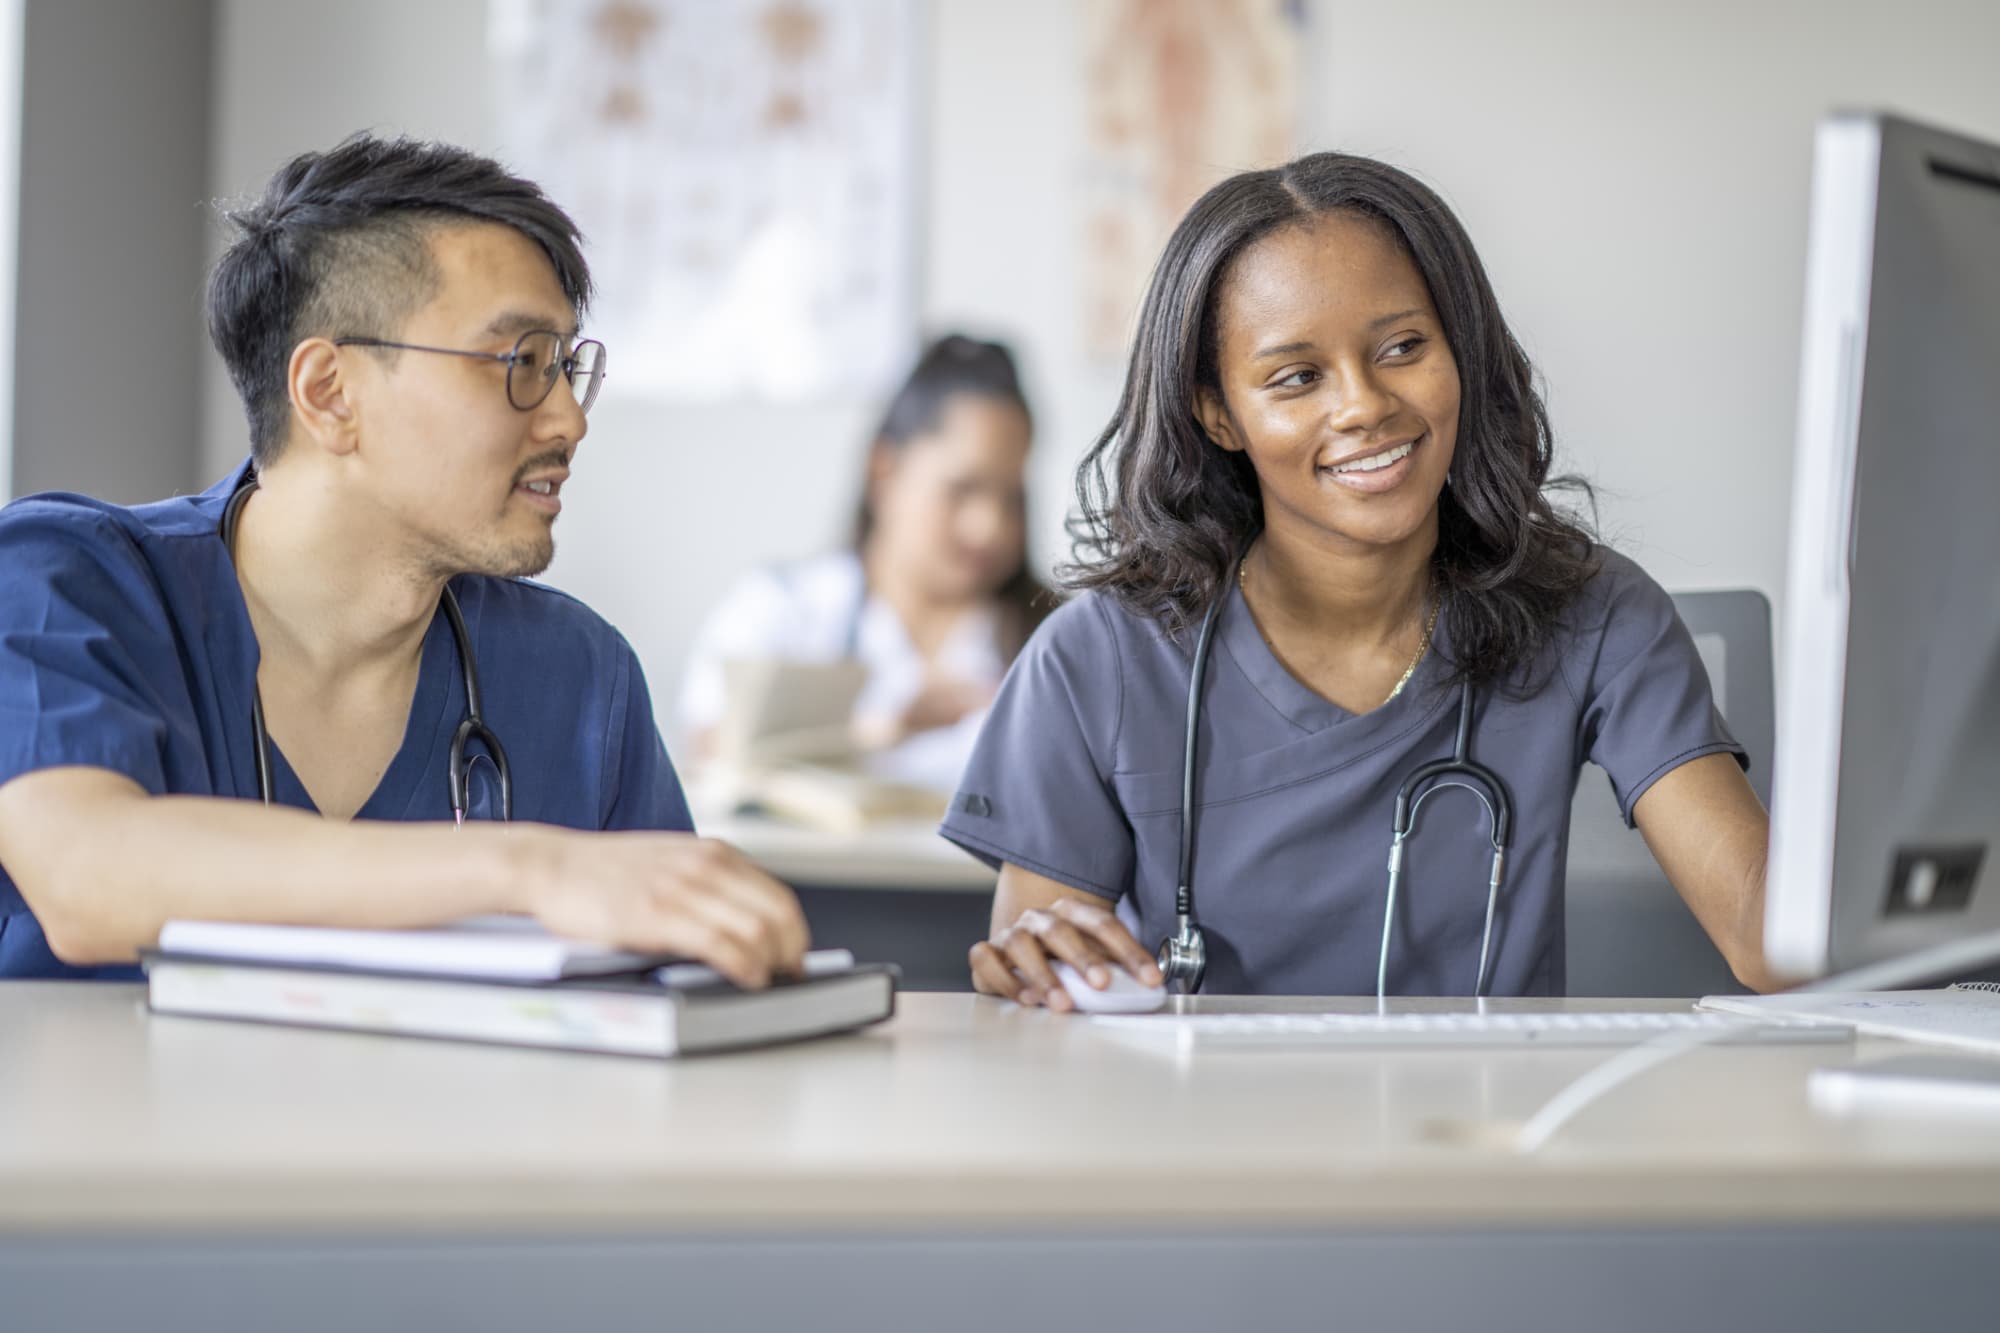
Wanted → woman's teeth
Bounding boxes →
[1332,441,1414,474]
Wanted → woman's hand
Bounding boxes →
[969,865,1162,1011]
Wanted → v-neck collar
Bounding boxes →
[264,611,457,819]
[198,471,461,820]
[1215,572,1455,738]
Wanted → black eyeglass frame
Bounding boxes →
[333,329,606,413]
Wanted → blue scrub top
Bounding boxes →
[940,549,1746,996]
[0,461,692,979]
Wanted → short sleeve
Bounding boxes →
[938,596,1132,899]
[674,569,799,737]
[0,504,177,800]
[1570,556,1747,825]
[602,637,695,834]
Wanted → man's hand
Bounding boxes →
[527,832,810,987]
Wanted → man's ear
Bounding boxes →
[287,338,359,457]
[1194,386,1245,453]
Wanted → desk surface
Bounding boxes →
[13,986,2000,1333]
[5,987,2000,1233]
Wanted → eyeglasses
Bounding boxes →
[334,330,606,414]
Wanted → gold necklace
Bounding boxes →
[1238,557,1440,703]
[1386,597,1442,701]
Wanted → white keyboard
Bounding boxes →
[1087,1010,1855,1049]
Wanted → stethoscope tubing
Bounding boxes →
[220,474,513,824]
[1167,546,1515,999]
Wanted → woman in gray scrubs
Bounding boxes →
[943,153,1778,1003]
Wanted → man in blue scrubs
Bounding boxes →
[0,135,807,982]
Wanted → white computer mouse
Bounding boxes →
[1051,960,1167,1014]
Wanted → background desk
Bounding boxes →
[702,813,995,989]
[5,987,2000,1331]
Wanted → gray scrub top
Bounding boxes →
[939,549,1744,996]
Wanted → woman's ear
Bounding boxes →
[865,437,904,498]
[288,338,359,458]
[1194,386,1245,453]
[866,438,895,481]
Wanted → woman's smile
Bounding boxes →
[1321,432,1424,495]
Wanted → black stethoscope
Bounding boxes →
[220,473,513,824]
[1155,541,1515,999]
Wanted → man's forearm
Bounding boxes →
[0,767,559,964]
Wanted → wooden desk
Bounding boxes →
[4,987,1997,1331]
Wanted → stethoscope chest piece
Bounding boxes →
[1158,913,1207,994]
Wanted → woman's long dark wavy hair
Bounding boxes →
[1063,152,1598,685]
[854,333,1055,658]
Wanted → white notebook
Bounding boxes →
[1698,982,2000,1055]
[155,915,669,982]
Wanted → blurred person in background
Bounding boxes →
[679,334,1051,793]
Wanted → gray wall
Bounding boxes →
[9,0,211,503]
[0,0,20,505]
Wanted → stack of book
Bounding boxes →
[142,915,896,1058]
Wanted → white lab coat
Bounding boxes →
[677,552,1005,792]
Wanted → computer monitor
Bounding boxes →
[1765,110,2000,979]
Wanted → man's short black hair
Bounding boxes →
[206,133,592,466]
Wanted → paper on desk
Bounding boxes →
[656,948,857,989]
[156,915,673,982]
[1699,987,2000,1055]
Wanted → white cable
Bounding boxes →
[1511,1019,1758,1154]
[1509,929,2000,1156]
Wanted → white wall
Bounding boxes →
[205,0,893,722]
[203,0,494,481]
[203,0,2000,719]
[1304,0,2000,608]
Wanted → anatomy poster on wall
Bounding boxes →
[1080,0,1304,361]
[491,0,920,401]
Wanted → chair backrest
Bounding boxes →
[1563,589,1774,997]
[1673,590,1775,807]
